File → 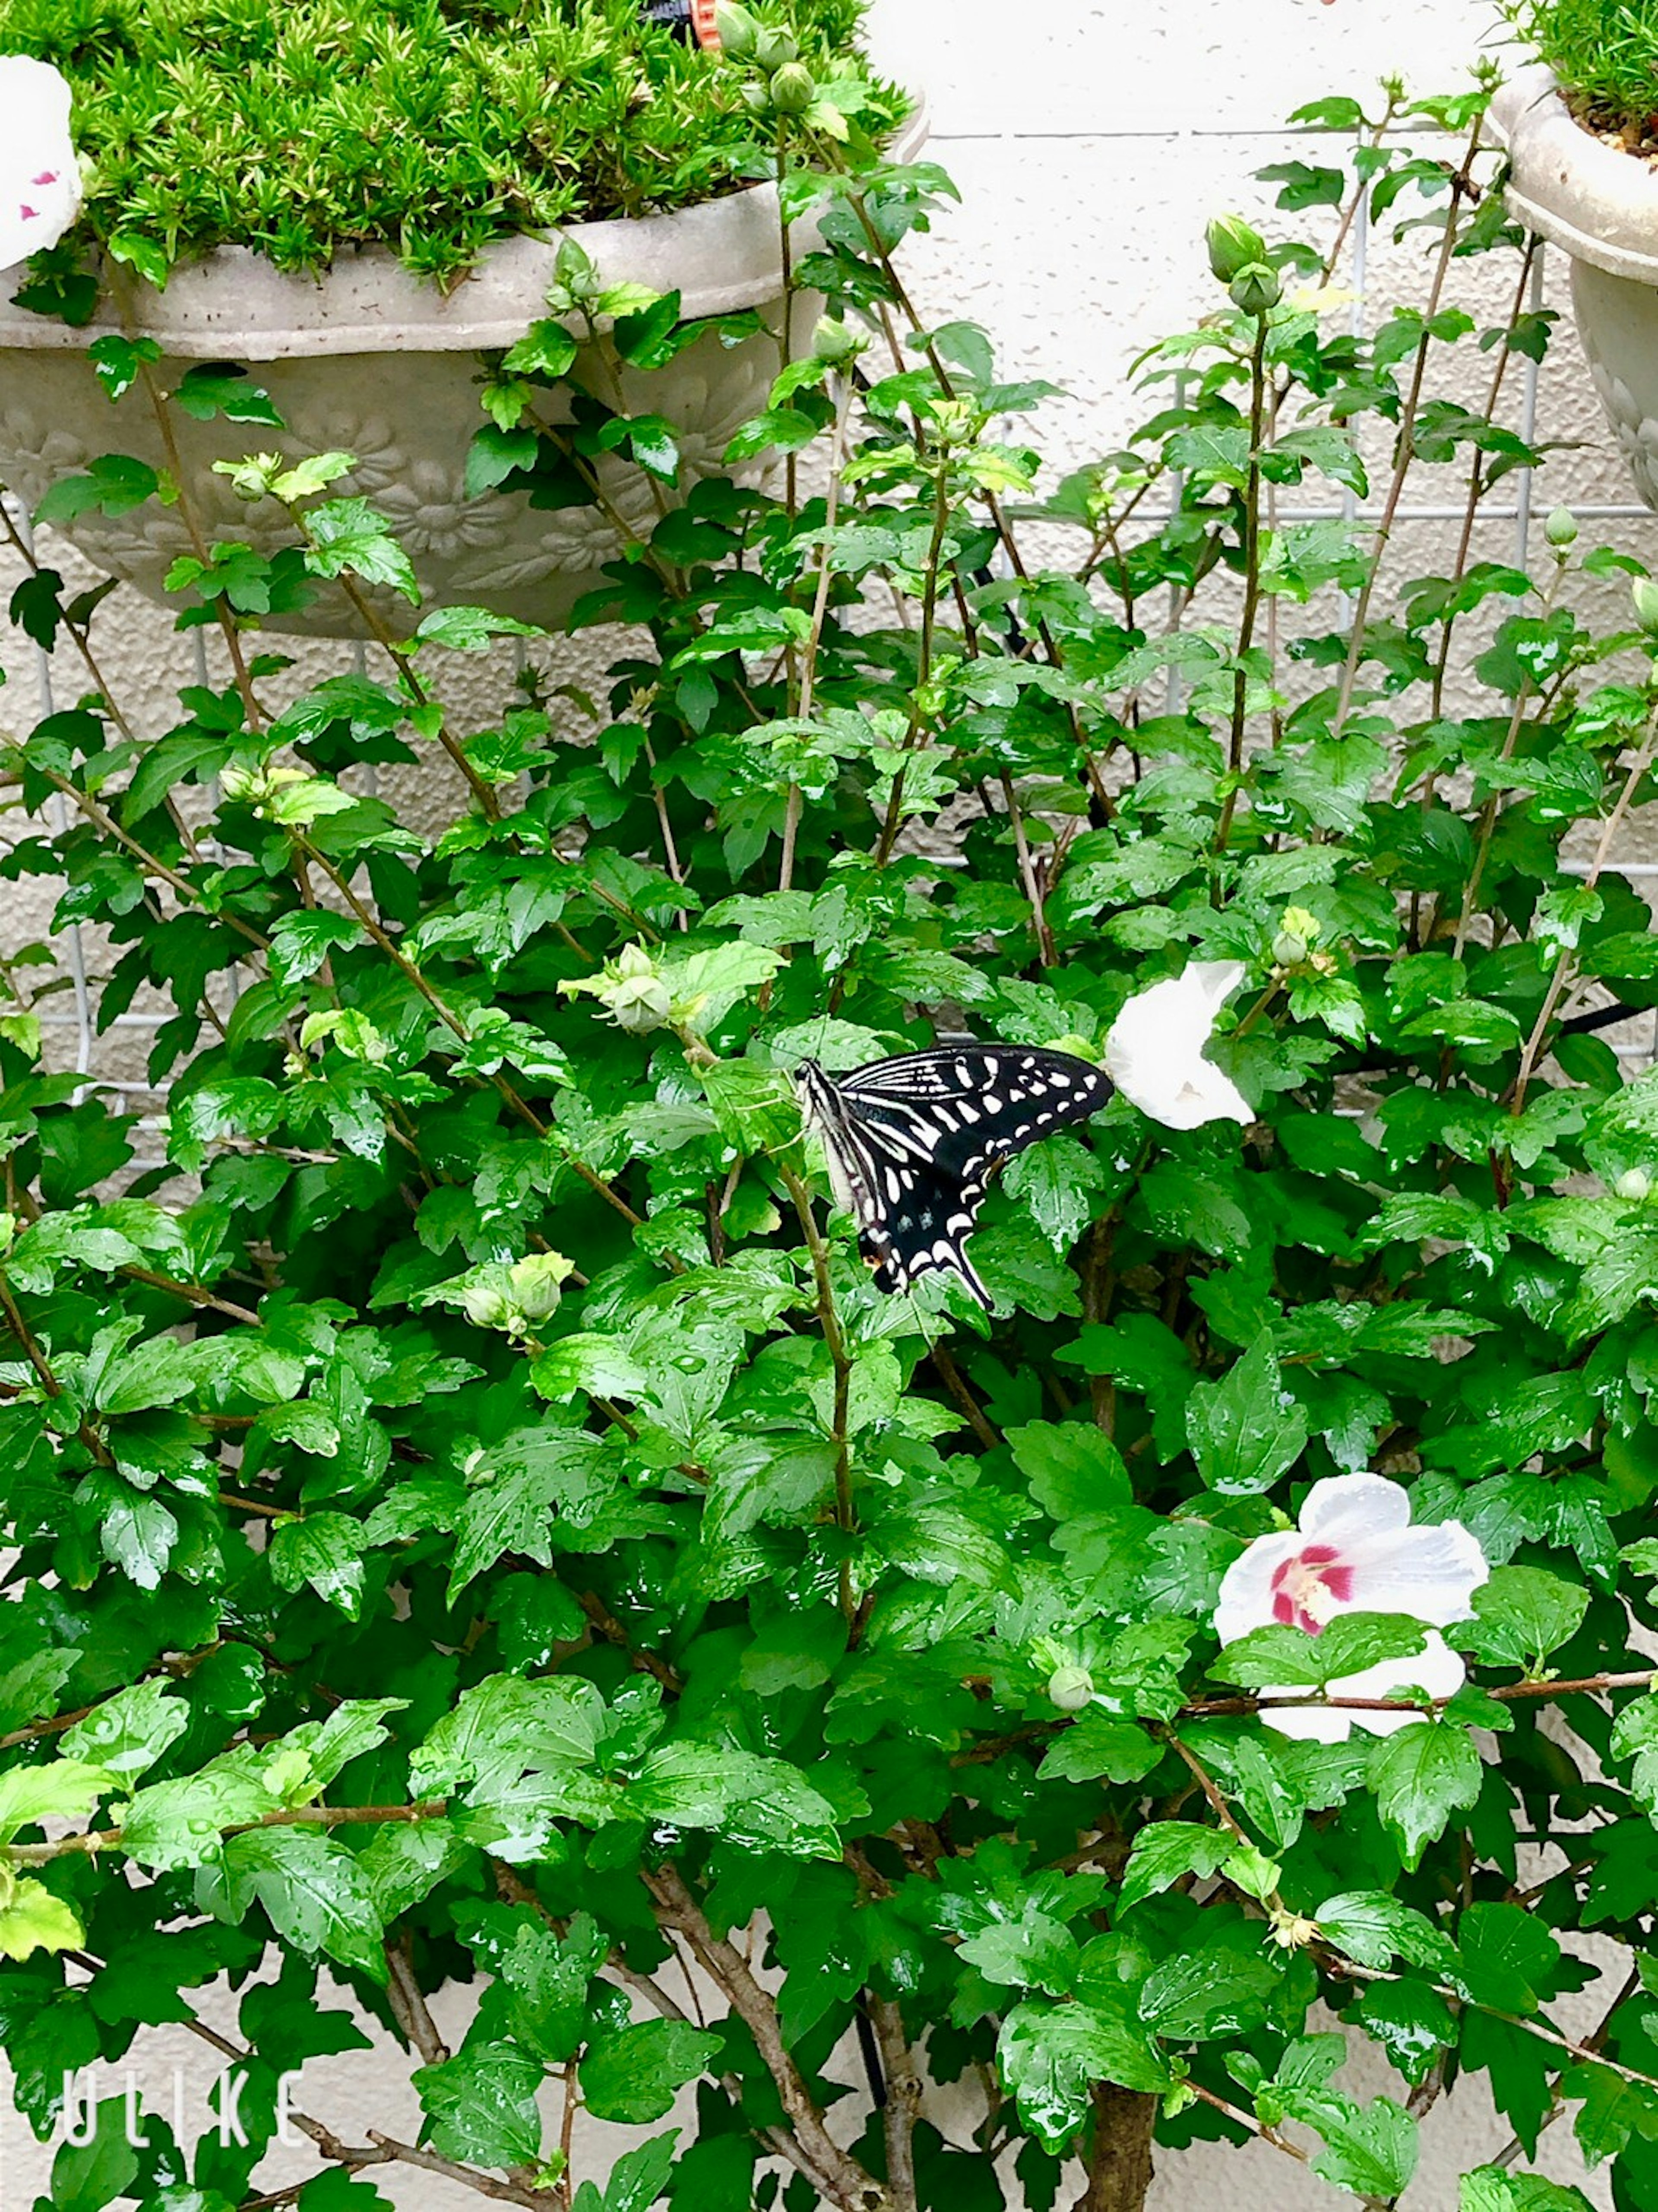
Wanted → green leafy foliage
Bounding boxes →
[0,0,908,282]
[0,63,1655,2212]
[1505,0,1658,135]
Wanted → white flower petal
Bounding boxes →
[1342,1521,1490,1627]
[0,57,80,274]
[1257,1632,1464,1743]
[1213,1530,1306,1647]
[1327,1631,1466,1735]
[1250,1692,1357,1746]
[1298,1473,1413,1547]
[1103,960,1252,1130]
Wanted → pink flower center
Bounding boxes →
[1269,1544,1354,1634]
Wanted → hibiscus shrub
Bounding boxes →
[4,52,1658,2212]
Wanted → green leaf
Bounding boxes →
[575,2132,678,2212]
[1465,1566,1590,1670]
[0,1757,115,1842]
[1461,2170,1595,2212]
[1138,1924,1281,2039]
[414,2040,544,2167]
[122,1754,288,1872]
[1010,1422,1132,1522]
[48,2098,140,2211]
[624,1744,843,1859]
[1610,1695,1658,1822]
[269,1515,368,1619]
[1116,1824,1238,1914]
[206,1825,386,1981]
[1352,1980,1456,2086]
[87,333,162,401]
[0,1879,85,1961]
[958,1905,1081,1994]
[1186,1334,1309,1496]
[1313,1891,1456,1974]
[1036,1715,1161,1789]
[465,425,539,498]
[412,605,544,652]
[303,498,420,604]
[171,364,285,426]
[1293,2094,1418,2199]
[411,1674,605,1800]
[1212,1613,1430,1693]
[502,321,580,379]
[998,1998,1171,2150]
[581,2019,722,2124]
[60,1679,188,1780]
[1452,1901,1559,2014]
[1370,1723,1484,1867]
[35,455,162,524]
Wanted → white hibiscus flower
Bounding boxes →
[0,57,81,274]
[1214,1473,1490,1742]
[1103,960,1253,1130]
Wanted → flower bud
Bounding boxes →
[767,60,815,113]
[218,761,267,805]
[1228,261,1281,317]
[459,1280,514,1331]
[507,1251,575,1322]
[1632,578,1658,638]
[1544,506,1578,548]
[1272,905,1319,967]
[1047,1664,1095,1712]
[1616,1166,1652,1204]
[812,314,868,365]
[712,0,760,56]
[606,943,673,1033]
[752,23,798,67]
[213,451,284,502]
[1207,213,1268,285]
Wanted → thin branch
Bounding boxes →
[646,1863,893,2212]
[1181,1667,1658,1719]
[778,1161,857,1621]
[1510,700,1658,1114]
[870,1999,920,2212]
[10,1798,447,1866]
[385,1933,450,2067]
[1331,117,1487,737]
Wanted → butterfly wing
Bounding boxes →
[815,1047,1113,1303]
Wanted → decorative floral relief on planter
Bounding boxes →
[0,320,782,636]
[1491,67,1658,516]
[0,102,927,638]
[1585,358,1658,510]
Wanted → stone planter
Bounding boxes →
[1491,64,1658,511]
[0,107,924,638]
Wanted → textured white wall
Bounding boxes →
[0,1,1647,2205]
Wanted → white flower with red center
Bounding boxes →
[1102,960,1253,1130]
[1214,1473,1490,1742]
[0,57,81,275]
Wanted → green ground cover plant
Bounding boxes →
[1501,0,1658,134]
[1,30,1658,2212]
[0,0,902,282]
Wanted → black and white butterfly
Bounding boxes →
[794,1046,1114,1306]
